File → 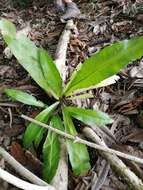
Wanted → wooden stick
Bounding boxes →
[21,114,143,166]
[0,147,54,188]
[0,167,55,190]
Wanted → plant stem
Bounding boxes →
[21,114,143,166]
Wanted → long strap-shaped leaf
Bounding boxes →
[4,88,45,108]
[8,36,62,99]
[64,37,143,96]
[0,19,62,99]
[63,108,91,175]
[0,18,16,44]
[43,116,64,182]
[64,106,113,126]
[38,48,62,98]
[23,102,59,148]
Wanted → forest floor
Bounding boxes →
[0,0,143,189]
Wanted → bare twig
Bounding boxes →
[21,114,143,166]
[0,167,55,190]
[8,108,12,128]
[0,103,18,107]
[0,147,51,187]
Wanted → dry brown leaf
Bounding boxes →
[10,142,42,176]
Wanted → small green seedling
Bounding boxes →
[0,18,143,182]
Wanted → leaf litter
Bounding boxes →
[0,0,143,189]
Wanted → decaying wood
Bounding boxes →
[83,127,143,190]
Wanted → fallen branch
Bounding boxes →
[83,127,143,190]
[0,147,55,189]
[54,20,74,82]
[0,167,55,190]
[52,20,74,190]
[21,114,143,166]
